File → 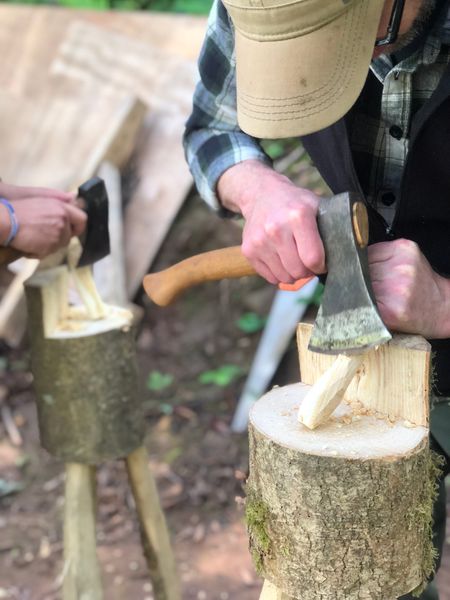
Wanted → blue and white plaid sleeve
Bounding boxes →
[183,0,271,212]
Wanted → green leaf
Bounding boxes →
[198,365,244,387]
[146,371,174,391]
[236,312,267,334]
[266,141,285,160]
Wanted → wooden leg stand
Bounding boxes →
[25,267,180,600]
[63,464,102,600]
[248,323,435,600]
[126,446,180,600]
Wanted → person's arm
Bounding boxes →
[183,0,271,212]
[184,0,326,284]
[0,182,86,258]
[369,239,450,339]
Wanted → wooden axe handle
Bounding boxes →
[143,246,256,307]
[143,245,314,306]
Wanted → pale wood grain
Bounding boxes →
[297,323,430,426]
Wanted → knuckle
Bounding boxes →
[303,248,324,272]
[242,237,264,259]
[264,219,283,240]
[288,202,310,223]
[394,238,419,254]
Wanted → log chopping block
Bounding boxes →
[25,266,180,600]
[247,324,439,600]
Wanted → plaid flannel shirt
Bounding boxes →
[184,1,450,221]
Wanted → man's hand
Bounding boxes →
[0,182,87,258]
[369,239,450,339]
[217,160,326,284]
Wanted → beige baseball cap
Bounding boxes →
[222,0,385,138]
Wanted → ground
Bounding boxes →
[0,189,449,600]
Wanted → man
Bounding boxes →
[184,0,450,597]
[0,181,86,258]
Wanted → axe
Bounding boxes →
[0,177,110,268]
[143,192,391,426]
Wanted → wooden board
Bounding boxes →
[0,5,207,339]
[47,17,199,297]
[123,114,193,297]
[0,6,206,301]
[297,323,430,427]
[0,91,146,190]
[0,6,206,100]
[0,6,205,189]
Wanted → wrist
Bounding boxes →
[217,160,292,218]
[0,198,19,247]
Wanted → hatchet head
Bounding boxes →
[308,192,391,355]
[77,177,110,267]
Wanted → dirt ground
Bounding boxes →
[0,189,449,600]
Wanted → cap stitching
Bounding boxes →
[237,0,367,106]
[237,4,362,119]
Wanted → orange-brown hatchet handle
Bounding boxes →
[143,245,314,307]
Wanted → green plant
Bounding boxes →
[236,312,266,334]
[198,364,244,387]
[146,370,174,391]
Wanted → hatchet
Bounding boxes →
[143,192,391,426]
[0,177,110,268]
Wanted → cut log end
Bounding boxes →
[252,383,428,460]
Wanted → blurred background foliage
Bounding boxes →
[0,0,214,15]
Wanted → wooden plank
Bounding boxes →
[0,91,146,190]
[0,6,206,338]
[297,323,430,426]
[93,161,127,307]
[46,19,198,297]
[0,260,39,347]
[124,115,197,298]
[0,5,206,102]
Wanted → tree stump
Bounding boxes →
[24,266,180,600]
[25,266,143,463]
[247,327,437,600]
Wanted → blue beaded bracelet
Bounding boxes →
[0,198,19,246]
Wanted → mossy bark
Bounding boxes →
[247,424,435,600]
[25,277,144,464]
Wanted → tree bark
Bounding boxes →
[247,383,436,600]
[25,267,144,463]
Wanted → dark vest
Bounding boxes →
[301,62,450,400]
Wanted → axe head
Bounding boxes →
[77,177,110,267]
[308,192,391,355]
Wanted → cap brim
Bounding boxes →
[235,0,385,138]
